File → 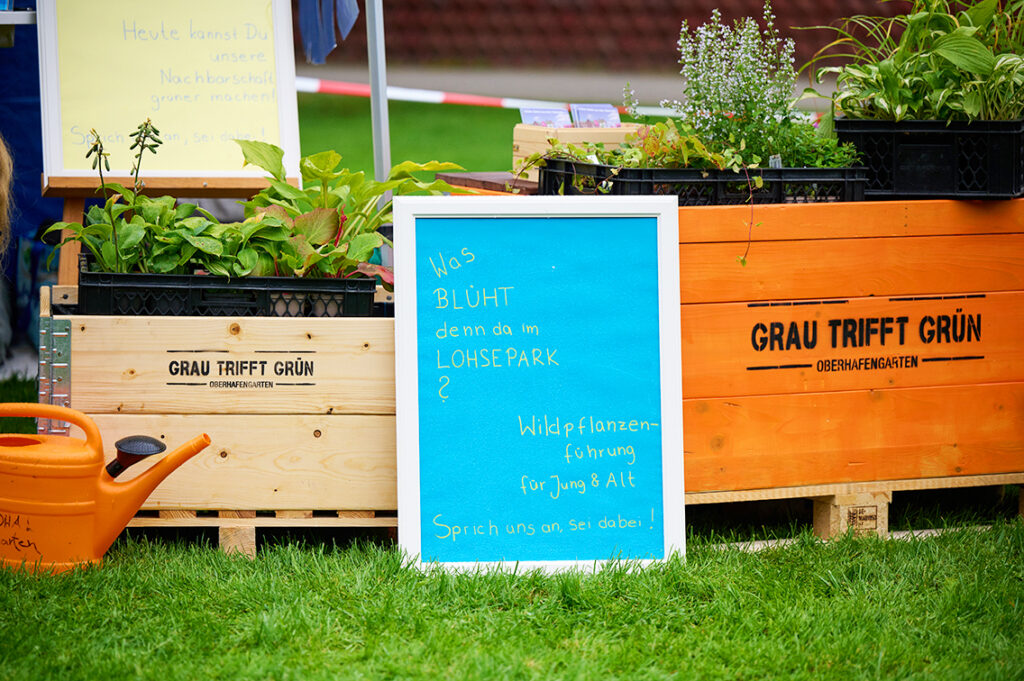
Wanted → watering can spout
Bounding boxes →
[95,433,211,557]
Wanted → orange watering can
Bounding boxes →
[0,403,210,573]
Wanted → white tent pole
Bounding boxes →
[366,0,391,181]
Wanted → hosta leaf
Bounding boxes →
[103,183,134,204]
[177,244,198,266]
[118,222,147,252]
[85,204,108,226]
[236,247,259,274]
[181,232,224,256]
[962,90,983,116]
[386,160,463,180]
[174,202,196,220]
[235,139,286,181]
[205,260,232,277]
[963,0,998,30]
[933,31,995,76]
[301,150,343,183]
[252,252,277,277]
[151,252,180,273]
[269,179,308,201]
[99,240,117,271]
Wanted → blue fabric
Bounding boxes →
[299,0,336,65]
[298,0,360,64]
[0,3,63,285]
[335,0,359,40]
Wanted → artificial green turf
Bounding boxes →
[1,524,1022,681]
[297,93,522,177]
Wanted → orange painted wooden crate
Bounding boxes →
[40,198,1024,549]
[677,198,1024,528]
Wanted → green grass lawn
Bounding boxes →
[297,93,523,176]
[1,380,1022,679]
[1,524,1022,681]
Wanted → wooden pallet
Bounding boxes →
[129,510,398,556]
[127,472,1023,557]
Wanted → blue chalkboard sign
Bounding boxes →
[394,196,683,571]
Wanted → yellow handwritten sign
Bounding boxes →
[38,0,299,180]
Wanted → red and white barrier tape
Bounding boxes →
[295,76,671,116]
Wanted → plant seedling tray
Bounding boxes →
[835,118,1024,199]
[537,160,866,205]
[71,255,378,317]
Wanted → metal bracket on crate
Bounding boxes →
[37,316,71,435]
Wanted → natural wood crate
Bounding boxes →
[512,123,640,181]
[41,198,1024,550]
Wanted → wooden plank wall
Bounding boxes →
[680,199,1024,494]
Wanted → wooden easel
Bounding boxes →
[35,0,300,287]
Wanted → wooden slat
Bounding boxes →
[680,234,1024,304]
[77,414,397,510]
[682,290,1022,399]
[62,316,396,414]
[683,382,1024,493]
[684,473,1024,504]
[813,492,892,538]
[337,511,376,519]
[276,510,313,519]
[43,176,278,198]
[57,198,84,286]
[51,285,78,306]
[158,510,196,519]
[219,527,256,557]
[677,197,1024,243]
[129,515,398,528]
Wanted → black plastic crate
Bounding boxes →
[538,160,866,205]
[73,255,378,317]
[835,118,1024,199]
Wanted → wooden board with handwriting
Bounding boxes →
[36,0,299,187]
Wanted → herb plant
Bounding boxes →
[49,123,225,275]
[45,122,465,283]
[235,140,463,282]
[648,1,857,169]
[805,0,1024,121]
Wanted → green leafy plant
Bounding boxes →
[804,0,1024,121]
[48,123,223,274]
[235,140,464,282]
[514,0,858,191]
[45,123,466,283]
[649,1,857,169]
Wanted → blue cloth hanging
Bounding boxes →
[299,0,360,65]
[336,0,359,41]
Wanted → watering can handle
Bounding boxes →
[0,403,102,452]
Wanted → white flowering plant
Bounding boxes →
[628,1,858,169]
